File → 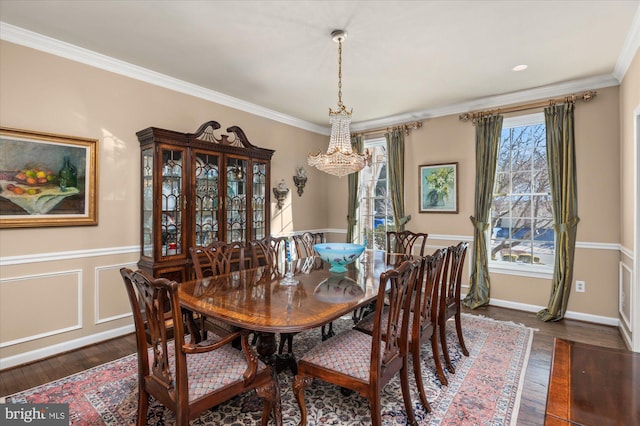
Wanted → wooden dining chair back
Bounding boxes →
[292,231,325,258]
[119,268,281,426]
[386,230,428,257]
[248,236,287,274]
[439,241,470,373]
[293,259,420,426]
[190,241,246,279]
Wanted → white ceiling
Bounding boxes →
[1,1,639,132]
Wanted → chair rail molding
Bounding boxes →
[0,245,139,266]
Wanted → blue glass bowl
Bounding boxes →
[313,243,366,273]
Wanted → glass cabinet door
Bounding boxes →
[160,147,184,257]
[194,151,221,246]
[252,161,267,240]
[226,157,247,243]
[142,148,154,257]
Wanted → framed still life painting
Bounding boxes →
[419,162,458,213]
[0,127,98,228]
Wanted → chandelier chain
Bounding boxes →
[337,38,343,109]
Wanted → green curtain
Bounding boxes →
[463,114,503,309]
[346,135,364,243]
[386,130,411,231]
[537,103,579,322]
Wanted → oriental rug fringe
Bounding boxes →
[3,314,533,425]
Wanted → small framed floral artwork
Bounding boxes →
[419,162,458,213]
[0,127,98,228]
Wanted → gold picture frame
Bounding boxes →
[419,162,458,213]
[0,127,98,228]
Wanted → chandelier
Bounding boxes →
[308,30,369,178]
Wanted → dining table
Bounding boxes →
[178,250,410,373]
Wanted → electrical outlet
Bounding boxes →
[575,280,585,293]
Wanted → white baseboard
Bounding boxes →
[0,324,134,371]
[479,296,620,326]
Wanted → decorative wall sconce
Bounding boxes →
[293,166,307,196]
[273,179,289,209]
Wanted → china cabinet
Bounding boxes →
[137,120,274,281]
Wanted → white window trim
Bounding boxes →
[487,112,554,279]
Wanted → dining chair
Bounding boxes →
[278,232,333,354]
[386,230,428,257]
[119,268,281,426]
[190,240,246,279]
[292,231,325,258]
[248,236,287,275]
[409,248,448,408]
[293,259,420,426]
[439,241,470,373]
[354,248,449,393]
[247,236,290,349]
[351,230,426,326]
[282,232,332,354]
[189,241,246,339]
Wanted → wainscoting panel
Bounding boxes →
[95,263,136,325]
[0,270,82,348]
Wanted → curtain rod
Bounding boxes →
[458,90,597,124]
[352,120,423,138]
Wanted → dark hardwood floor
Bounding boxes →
[0,305,628,425]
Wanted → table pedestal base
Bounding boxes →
[255,331,298,375]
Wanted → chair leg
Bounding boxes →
[455,310,469,356]
[430,332,448,386]
[136,386,149,426]
[293,374,312,426]
[411,344,432,412]
[400,356,418,425]
[369,395,382,426]
[440,318,455,374]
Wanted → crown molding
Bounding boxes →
[613,3,640,81]
[351,74,620,131]
[0,22,329,136]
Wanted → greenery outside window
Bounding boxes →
[357,138,395,250]
[489,113,554,276]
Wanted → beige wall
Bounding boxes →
[0,39,634,365]
[399,87,621,318]
[0,41,333,363]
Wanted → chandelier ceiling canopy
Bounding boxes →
[308,30,370,178]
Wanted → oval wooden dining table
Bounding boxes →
[178,250,409,373]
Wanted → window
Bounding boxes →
[490,113,554,273]
[356,138,395,250]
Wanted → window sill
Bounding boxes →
[489,263,553,279]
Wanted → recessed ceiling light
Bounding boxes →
[512,64,528,71]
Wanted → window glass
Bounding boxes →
[357,139,395,250]
[490,114,555,270]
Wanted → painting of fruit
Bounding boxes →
[0,126,98,227]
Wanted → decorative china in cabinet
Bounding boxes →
[137,120,274,281]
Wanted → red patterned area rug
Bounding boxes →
[3,314,533,425]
